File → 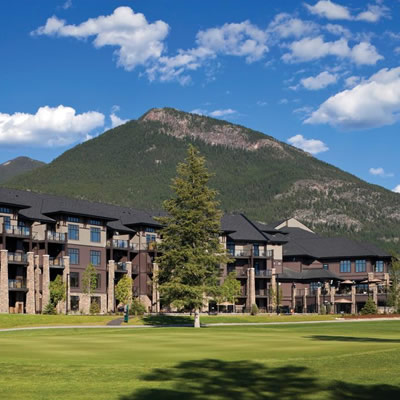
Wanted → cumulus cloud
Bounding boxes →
[282,36,383,65]
[32,7,170,71]
[305,67,400,129]
[287,134,329,154]
[301,71,337,90]
[344,75,361,88]
[393,185,400,193]
[209,109,237,117]
[0,105,104,147]
[110,113,128,128]
[369,167,394,177]
[267,13,318,39]
[305,1,389,22]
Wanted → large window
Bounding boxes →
[340,260,351,273]
[89,219,101,226]
[0,207,11,214]
[68,224,79,240]
[90,250,101,266]
[70,272,79,288]
[70,296,80,311]
[355,260,366,273]
[323,264,329,270]
[356,284,369,294]
[68,248,80,265]
[375,260,384,273]
[3,216,11,230]
[146,234,156,243]
[145,227,155,233]
[90,227,101,243]
[253,244,259,257]
[67,216,80,223]
[227,242,235,256]
[310,282,319,295]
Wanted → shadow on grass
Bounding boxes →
[142,314,193,326]
[119,359,400,399]
[309,335,400,343]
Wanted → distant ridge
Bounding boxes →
[0,157,45,184]
[5,107,400,252]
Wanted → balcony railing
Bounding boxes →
[4,226,30,237]
[8,278,27,289]
[49,257,64,267]
[47,231,66,242]
[116,262,127,271]
[108,240,138,250]
[256,289,268,296]
[255,269,271,277]
[8,252,27,263]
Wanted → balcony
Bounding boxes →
[8,252,27,264]
[47,231,66,242]
[108,240,138,251]
[49,257,64,268]
[236,267,248,277]
[8,278,27,290]
[255,269,271,278]
[4,226,30,238]
[256,289,268,296]
[116,262,127,272]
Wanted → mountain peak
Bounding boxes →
[0,157,45,184]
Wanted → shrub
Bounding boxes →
[90,301,101,315]
[43,302,56,315]
[360,298,378,315]
[129,298,147,316]
[251,304,259,316]
[326,303,332,314]
[320,305,326,315]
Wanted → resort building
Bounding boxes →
[0,188,392,315]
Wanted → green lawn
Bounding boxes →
[0,321,399,399]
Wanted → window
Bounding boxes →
[356,284,369,294]
[96,274,101,289]
[3,216,11,229]
[0,207,11,214]
[90,227,101,243]
[253,244,259,257]
[90,250,101,266]
[355,260,366,273]
[310,282,319,295]
[89,219,101,226]
[375,260,384,273]
[67,216,80,223]
[145,227,155,233]
[70,296,80,311]
[146,234,156,243]
[323,264,329,270]
[254,261,260,274]
[68,224,79,240]
[340,260,351,273]
[68,248,80,265]
[70,272,79,288]
[227,242,235,256]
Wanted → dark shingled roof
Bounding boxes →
[221,214,268,242]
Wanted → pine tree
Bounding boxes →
[115,275,133,306]
[388,255,400,313]
[156,145,231,328]
[360,297,378,315]
[49,274,66,308]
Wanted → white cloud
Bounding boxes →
[305,1,352,20]
[32,7,170,71]
[282,36,382,65]
[393,185,400,193]
[190,108,208,116]
[305,1,389,22]
[267,13,318,39]
[279,98,289,104]
[0,105,104,147]
[324,23,351,37]
[301,71,337,90]
[62,0,72,10]
[344,75,361,88]
[369,167,394,177]
[305,67,400,129]
[209,109,237,117]
[287,134,329,154]
[110,113,128,128]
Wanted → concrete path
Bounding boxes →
[106,318,123,326]
[1,317,400,333]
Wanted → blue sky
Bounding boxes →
[1,0,400,193]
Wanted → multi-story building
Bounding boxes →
[0,188,392,315]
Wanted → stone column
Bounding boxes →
[368,272,374,281]
[316,286,321,314]
[34,255,41,313]
[372,284,378,305]
[0,250,8,313]
[330,287,336,314]
[351,285,356,314]
[270,268,277,313]
[42,255,50,310]
[107,260,115,313]
[62,256,70,314]
[303,287,308,314]
[26,252,35,314]
[291,284,297,311]
[152,262,160,313]
[126,261,134,306]
[247,267,255,310]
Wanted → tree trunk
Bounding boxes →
[194,309,201,328]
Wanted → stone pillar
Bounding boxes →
[42,255,50,310]
[34,255,41,313]
[351,285,356,314]
[368,272,374,281]
[372,284,378,305]
[247,267,255,310]
[330,287,336,314]
[270,268,277,313]
[152,262,160,313]
[303,288,308,314]
[316,286,321,314]
[107,260,115,313]
[126,261,133,305]
[0,250,8,313]
[26,252,35,314]
[291,284,297,311]
[62,256,70,314]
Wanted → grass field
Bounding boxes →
[0,321,399,399]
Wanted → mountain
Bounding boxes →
[5,108,400,252]
[0,157,46,184]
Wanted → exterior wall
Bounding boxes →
[276,218,314,233]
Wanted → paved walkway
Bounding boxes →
[1,317,400,333]
[106,318,123,326]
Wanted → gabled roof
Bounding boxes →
[221,214,268,242]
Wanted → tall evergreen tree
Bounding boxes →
[388,255,400,313]
[156,145,231,327]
